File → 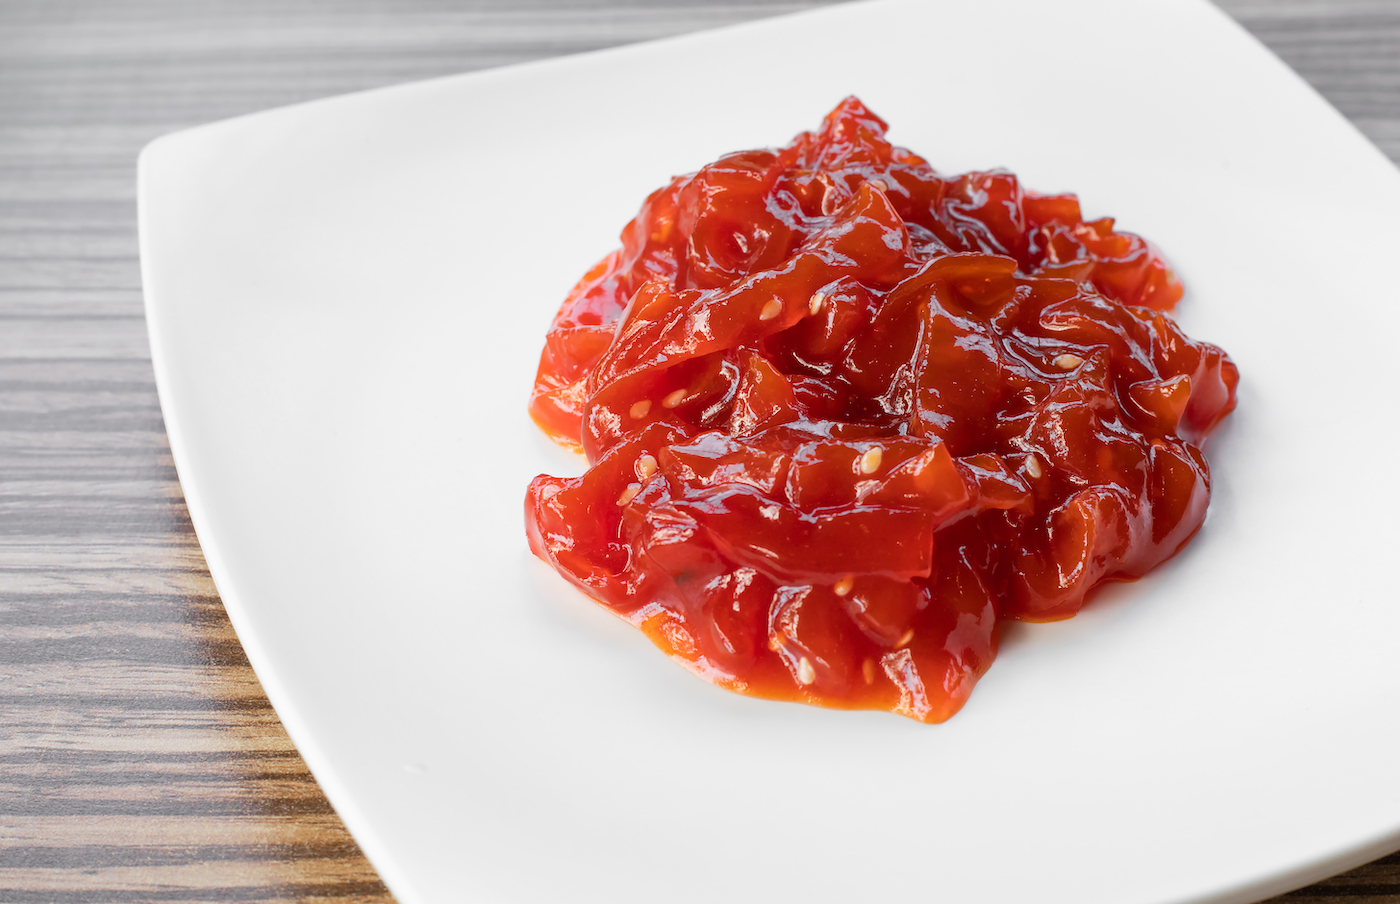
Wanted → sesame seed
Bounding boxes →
[661,388,687,409]
[636,454,658,480]
[896,628,914,648]
[809,291,826,315]
[768,635,782,652]
[617,484,641,505]
[833,575,855,597]
[862,658,876,685]
[1025,454,1043,479]
[859,446,883,475]
[869,178,888,191]
[759,298,784,321]
[1054,353,1084,370]
[797,657,816,685]
[821,183,838,215]
[629,399,651,419]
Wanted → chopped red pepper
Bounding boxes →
[525,98,1238,722]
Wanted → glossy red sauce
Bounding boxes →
[525,98,1238,722]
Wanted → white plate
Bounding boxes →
[138,1,1400,902]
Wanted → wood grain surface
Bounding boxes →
[1,1,1397,901]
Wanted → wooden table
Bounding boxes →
[2,1,1396,900]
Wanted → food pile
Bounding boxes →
[526,98,1238,722]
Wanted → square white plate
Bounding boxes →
[138,1,1400,902]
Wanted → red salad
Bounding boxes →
[525,98,1237,722]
